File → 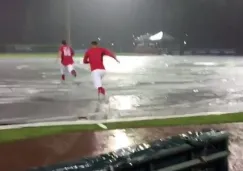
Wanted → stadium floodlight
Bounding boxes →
[149,31,163,41]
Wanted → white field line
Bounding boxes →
[0,111,230,130]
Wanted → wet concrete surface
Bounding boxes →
[0,123,242,171]
[1,56,243,123]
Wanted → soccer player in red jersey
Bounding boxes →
[57,40,77,81]
[83,41,119,98]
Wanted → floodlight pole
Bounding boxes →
[66,0,71,45]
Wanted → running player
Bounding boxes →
[83,41,119,99]
[57,40,77,81]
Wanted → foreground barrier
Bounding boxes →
[28,129,229,171]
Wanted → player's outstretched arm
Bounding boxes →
[115,56,120,63]
[103,48,120,63]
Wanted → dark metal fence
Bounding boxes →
[2,44,59,53]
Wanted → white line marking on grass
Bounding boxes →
[0,111,231,130]
[97,123,108,129]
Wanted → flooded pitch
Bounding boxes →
[0,55,243,123]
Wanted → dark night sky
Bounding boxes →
[1,0,243,50]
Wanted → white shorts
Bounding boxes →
[60,64,74,74]
[91,69,106,89]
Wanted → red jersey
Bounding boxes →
[83,47,116,71]
[59,45,75,66]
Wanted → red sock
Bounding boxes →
[61,74,65,81]
[98,87,106,95]
[71,70,77,77]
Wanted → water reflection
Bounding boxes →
[109,130,133,150]
[109,95,140,110]
[193,62,217,66]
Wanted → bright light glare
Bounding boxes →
[109,95,140,110]
[108,130,133,150]
[93,130,133,153]
[103,56,147,73]
[149,31,163,41]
